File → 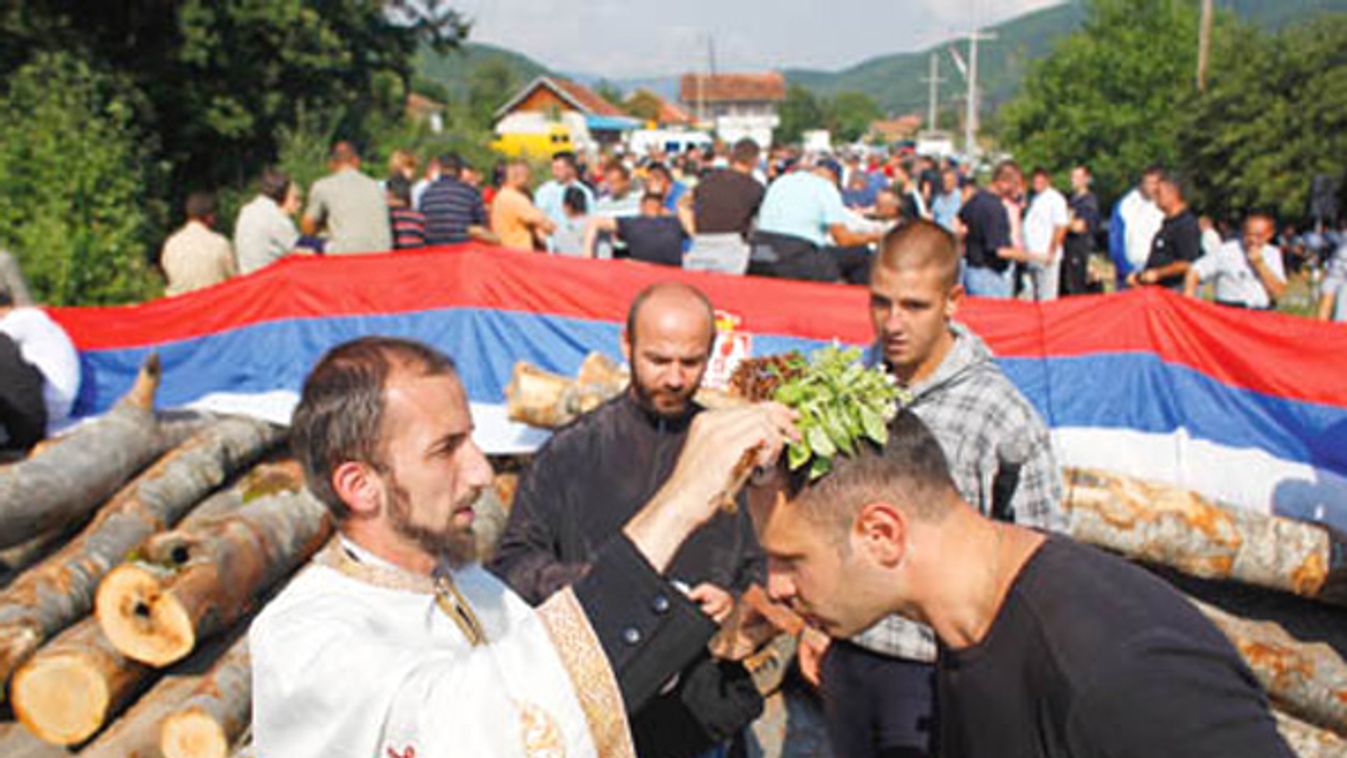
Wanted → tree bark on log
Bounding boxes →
[0,355,164,549]
[505,355,741,429]
[0,417,284,694]
[97,491,329,667]
[1191,598,1347,736]
[10,616,149,746]
[1273,708,1347,757]
[0,720,68,758]
[1066,468,1347,607]
[159,637,250,758]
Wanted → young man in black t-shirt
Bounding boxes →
[958,161,1027,298]
[743,411,1292,758]
[584,193,689,267]
[1128,172,1202,291]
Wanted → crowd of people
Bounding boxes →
[157,138,1347,323]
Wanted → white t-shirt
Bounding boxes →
[1024,187,1070,263]
[234,195,300,275]
[1191,241,1285,309]
[1120,189,1164,270]
[0,308,80,430]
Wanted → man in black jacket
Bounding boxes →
[491,282,766,757]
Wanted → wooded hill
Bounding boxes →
[784,0,1347,115]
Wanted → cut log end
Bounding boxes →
[97,563,195,667]
[123,352,163,411]
[11,652,111,745]
[162,708,230,758]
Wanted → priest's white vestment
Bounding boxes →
[250,538,634,757]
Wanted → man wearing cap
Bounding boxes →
[749,159,883,282]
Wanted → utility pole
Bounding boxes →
[1197,0,1214,91]
[962,29,996,161]
[923,52,945,131]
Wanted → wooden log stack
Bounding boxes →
[0,416,284,694]
[0,356,165,549]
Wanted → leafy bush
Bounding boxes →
[0,52,162,305]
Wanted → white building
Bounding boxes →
[678,72,786,149]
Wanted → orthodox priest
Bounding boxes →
[249,336,794,757]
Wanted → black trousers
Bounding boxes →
[820,640,936,758]
[748,231,840,282]
[0,333,46,455]
[832,245,874,285]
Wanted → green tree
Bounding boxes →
[777,84,825,145]
[1,1,466,197]
[465,58,521,129]
[825,91,882,143]
[1179,15,1347,222]
[0,1,469,305]
[998,0,1203,205]
[0,52,160,305]
[623,90,664,124]
[593,80,624,108]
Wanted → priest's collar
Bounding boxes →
[322,536,487,646]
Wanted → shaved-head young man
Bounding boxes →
[491,282,767,757]
[810,220,1065,758]
[747,411,1292,758]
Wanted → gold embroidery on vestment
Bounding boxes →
[516,700,567,757]
[538,588,636,757]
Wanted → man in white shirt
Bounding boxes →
[1109,166,1166,287]
[0,284,80,446]
[235,168,303,275]
[160,192,236,296]
[536,151,596,248]
[251,336,794,758]
[1184,214,1286,309]
[1020,168,1071,301]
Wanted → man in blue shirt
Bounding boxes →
[931,168,963,233]
[749,160,882,282]
[535,152,595,250]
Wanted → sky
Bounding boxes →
[454,0,1065,78]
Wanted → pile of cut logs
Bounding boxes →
[0,358,327,757]
[508,355,1347,758]
[0,351,1341,757]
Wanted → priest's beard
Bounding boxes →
[385,472,478,569]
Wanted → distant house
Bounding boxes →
[405,93,446,133]
[493,76,640,154]
[868,116,923,145]
[625,88,693,128]
[678,72,786,148]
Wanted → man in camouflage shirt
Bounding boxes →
[811,219,1065,758]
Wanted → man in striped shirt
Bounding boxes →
[386,175,426,250]
[417,153,496,246]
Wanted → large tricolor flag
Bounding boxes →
[49,245,1347,531]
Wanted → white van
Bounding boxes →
[628,129,713,156]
